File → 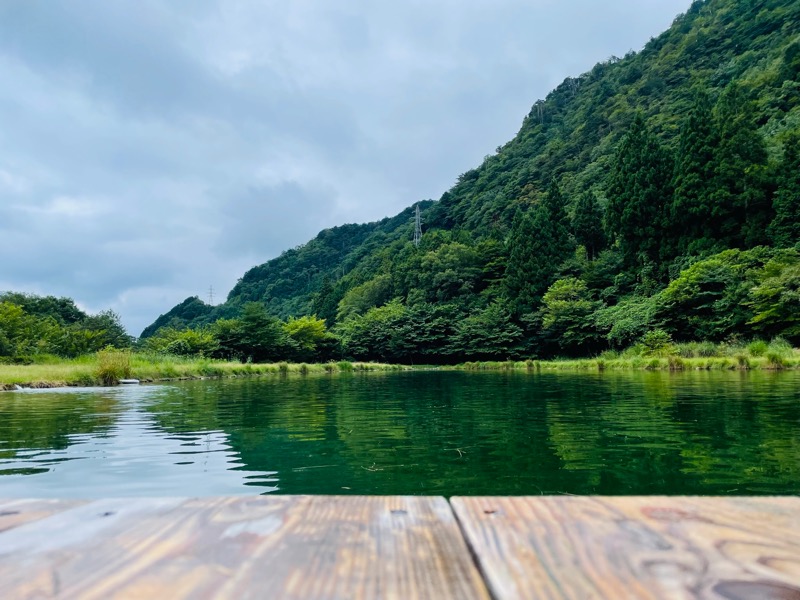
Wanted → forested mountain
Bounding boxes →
[142,0,800,362]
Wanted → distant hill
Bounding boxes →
[142,0,800,357]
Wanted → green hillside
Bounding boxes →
[142,0,800,362]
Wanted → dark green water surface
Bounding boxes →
[1,371,798,497]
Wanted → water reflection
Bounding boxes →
[0,386,276,497]
[0,371,798,498]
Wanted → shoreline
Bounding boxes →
[3,352,799,391]
[0,357,409,391]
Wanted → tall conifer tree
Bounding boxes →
[670,90,718,256]
[769,132,800,247]
[606,114,673,269]
[712,83,769,247]
[505,179,572,314]
[572,191,605,260]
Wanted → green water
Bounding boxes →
[0,371,798,497]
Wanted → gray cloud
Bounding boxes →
[0,0,690,335]
[214,181,341,259]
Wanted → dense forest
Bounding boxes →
[69,0,800,362]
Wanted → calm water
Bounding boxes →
[0,371,798,498]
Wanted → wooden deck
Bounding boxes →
[0,496,798,599]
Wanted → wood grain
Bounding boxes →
[0,498,86,534]
[0,495,490,600]
[451,496,800,600]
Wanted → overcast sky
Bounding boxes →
[0,0,689,335]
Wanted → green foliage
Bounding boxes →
[391,303,460,362]
[336,275,393,321]
[506,180,572,314]
[404,242,485,304]
[747,340,769,357]
[504,210,539,314]
[654,247,775,341]
[605,114,673,268]
[712,83,771,247]
[208,318,245,361]
[311,276,338,326]
[0,301,59,357]
[335,300,407,362]
[769,132,800,247]
[541,277,602,354]
[571,192,605,260]
[0,294,132,359]
[79,310,132,350]
[0,292,87,325]
[238,302,294,363]
[749,251,800,342]
[95,348,132,385]
[449,301,522,361]
[594,295,657,348]
[143,327,218,356]
[669,90,718,257]
[640,329,676,357]
[283,315,327,351]
[283,315,337,362]
[764,337,792,369]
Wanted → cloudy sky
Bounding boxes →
[0,0,689,335]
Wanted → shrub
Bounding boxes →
[96,348,132,385]
[766,352,785,369]
[621,344,645,358]
[640,329,675,357]
[735,353,750,369]
[747,340,768,357]
[768,337,793,356]
[696,342,718,357]
[668,356,685,370]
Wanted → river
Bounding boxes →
[1,371,798,497]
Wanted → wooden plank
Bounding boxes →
[0,495,490,599]
[0,498,87,534]
[452,496,800,600]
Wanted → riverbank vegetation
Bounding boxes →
[0,350,406,389]
[460,337,800,372]
[3,336,797,390]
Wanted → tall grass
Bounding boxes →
[455,338,800,373]
[95,348,132,385]
[0,352,410,388]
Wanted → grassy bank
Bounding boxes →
[459,339,800,372]
[3,339,799,390]
[0,351,408,390]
